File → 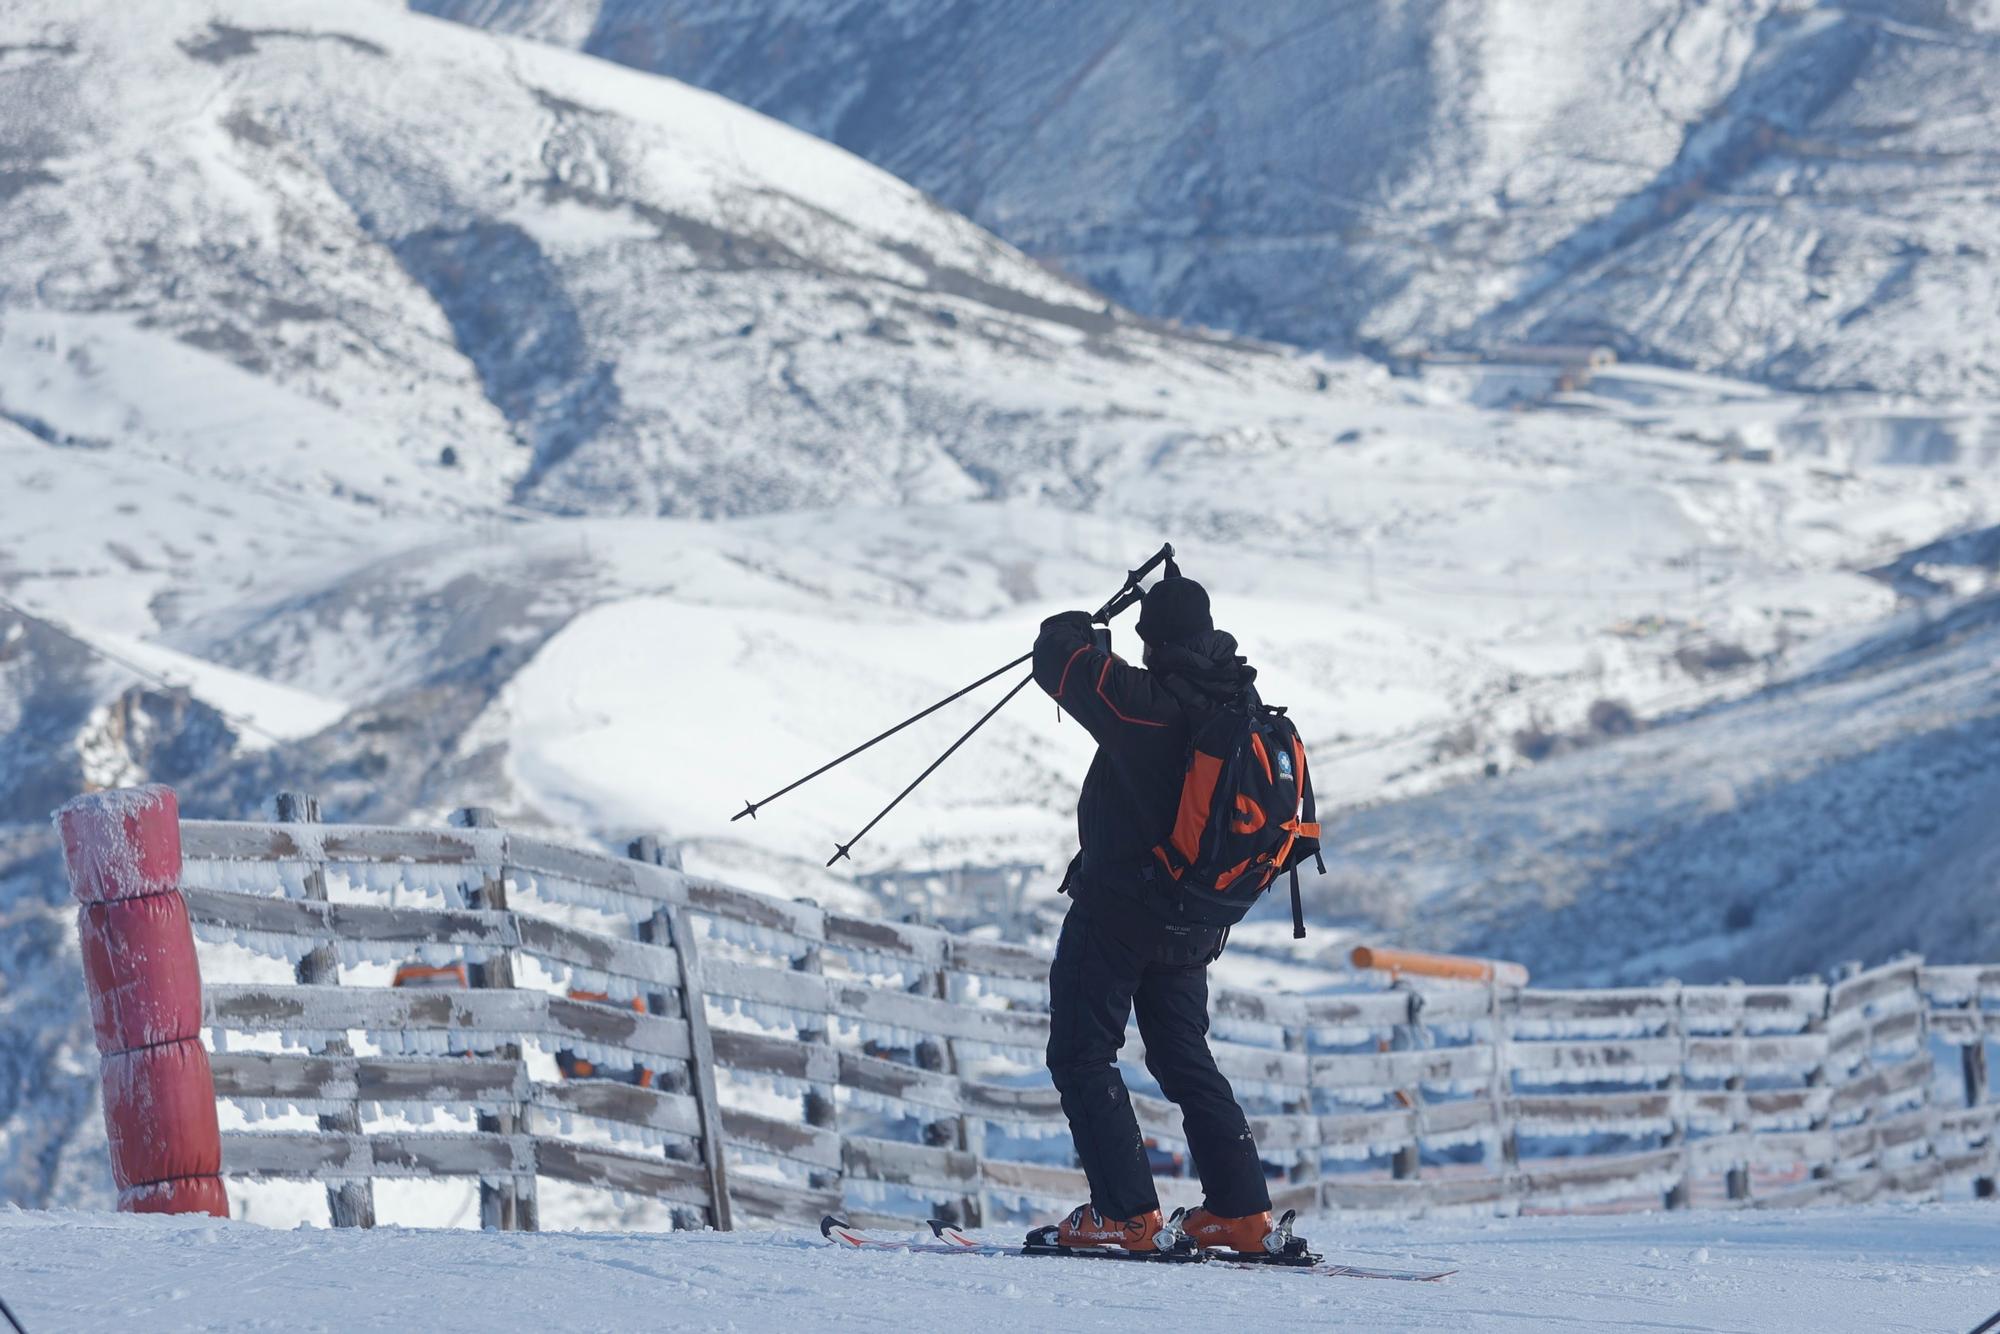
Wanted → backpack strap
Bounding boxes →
[1289,864,1306,941]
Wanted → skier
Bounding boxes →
[1027,571,1298,1257]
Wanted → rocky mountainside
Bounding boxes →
[417,0,2000,397]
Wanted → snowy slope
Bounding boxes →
[1325,585,2000,986]
[5,1204,2000,1333]
[0,0,1374,523]
[416,0,2000,397]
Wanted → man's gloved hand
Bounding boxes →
[1039,610,1095,632]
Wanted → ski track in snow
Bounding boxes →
[2,1204,1998,1332]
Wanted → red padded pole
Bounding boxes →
[56,785,228,1217]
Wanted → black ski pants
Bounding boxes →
[1045,898,1272,1221]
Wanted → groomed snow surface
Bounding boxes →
[3,1205,1998,1332]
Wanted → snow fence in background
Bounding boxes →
[55,784,227,1216]
[54,785,2000,1232]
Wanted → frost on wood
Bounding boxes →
[165,810,2000,1226]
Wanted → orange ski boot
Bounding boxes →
[1181,1206,1277,1253]
[1027,1204,1179,1253]
[1181,1207,1318,1264]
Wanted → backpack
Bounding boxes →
[1150,701,1323,936]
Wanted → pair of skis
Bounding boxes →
[819,1213,1456,1283]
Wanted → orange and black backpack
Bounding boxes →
[1150,700,1323,936]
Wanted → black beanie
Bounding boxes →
[1136,576,1212,645]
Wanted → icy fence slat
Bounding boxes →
[945,937,1050,983]
[832,980,1048,1049]
[1686,1033,1830,1077]
[686,877,824,940]
[1921,964,2000,1005]
[211,1051,529,1108]
[203,984,697,1066]
[710,1026,837,1085]
[702,956,830,1011]
[221,1128,531,1179]
[840,1048,959,1114]
[1209,988,1310,1029]
[1505,1036,1683,1080]
[1688,1130,1837,1174]
[532,1082,703,1139]
[183,821,504,867]
[1928,1009,2000,1044]
[1512,988,1676,1025]
[534,1137,715,1209]
[825,912,946,969]
[841,1134,977,1193]
[1507,1090,1676,1134]
[185,887,685,992]
[1834,1106,1938,1162]
[1302,991,1423,1028]
[1829,1009,1925,1065]
[1311,1044,1492,1090]
[187,888,513,950]
[1826,1054,1931,1115]
[1829,957,1925,1015]
[719,1106,844,1171]
[1318,1106,1421,1149]
[507,835,674,903]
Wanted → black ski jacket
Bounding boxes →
[1031,610,1258,916]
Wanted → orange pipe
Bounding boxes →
[1350,944,1529,988]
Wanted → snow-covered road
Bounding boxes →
[3,1204,1997,1332]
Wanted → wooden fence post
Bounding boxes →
[452,807,536,1232]
[664,901,733,1230]
[1282,1019,1318,1195]
[1388,982,1421,1182]
[628,836,711,1231]
[1663,985,1692,1210]
[1484,977,1519,1191]
[779,905,841,1201]
[1724,984,1750,1204]
[915,964,981,1228]
[1962,1004,1995,1199]
[617,844,732,1234]
[1804,984,1833,1184]
[275,792,375,1230]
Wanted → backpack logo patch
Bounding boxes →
[1276,748,1294,781]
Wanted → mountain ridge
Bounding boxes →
[414,0,2000,397]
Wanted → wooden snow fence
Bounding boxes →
[173,807,2000,1231]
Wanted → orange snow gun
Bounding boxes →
[1349,945,1529,988]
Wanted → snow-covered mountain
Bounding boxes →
[8,0,2000,1211]
[415,0,2000,397]
[1327,578,2000,987]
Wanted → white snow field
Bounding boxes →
[4,1204,1999,1333]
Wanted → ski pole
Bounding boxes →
[1090,543,1176,623]
[730,542,1174,823]
[818,543,1175,861]
[731,651,1032,822]
[826,671,1036,866]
